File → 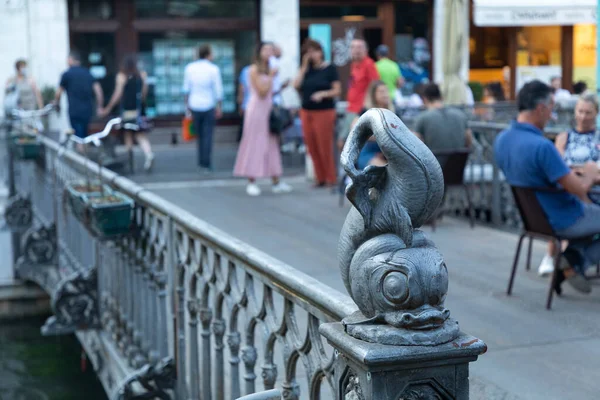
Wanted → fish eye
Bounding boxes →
[382,271,409,304]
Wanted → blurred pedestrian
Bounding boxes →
[351,80,395,169]
[237,64,251,142]
[483,82,506,104]
[269,44,290,106]
[339,39,379,149]
[54,51,104,139]
[100,54,155,171]
[294,38,341,187]
[550,76,571,105]
[234,42,292,196]
[183,44,223,172]
[375,44,401,101]
[5,59,43,111]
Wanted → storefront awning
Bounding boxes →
[474,0,597,27]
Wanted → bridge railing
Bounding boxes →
[9,130,358,399]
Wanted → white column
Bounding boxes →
[0,0,69,130]
[433,0,470,85]
[261,0,300,108]
[0,1,30,113]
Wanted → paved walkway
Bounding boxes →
[144,177,600,400]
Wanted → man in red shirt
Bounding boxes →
[339,39,380,148]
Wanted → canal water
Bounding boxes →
[0,316,107,400]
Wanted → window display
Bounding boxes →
[140,39,237,117]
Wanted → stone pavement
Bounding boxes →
[142,177,600,400]
[100,141,307,185]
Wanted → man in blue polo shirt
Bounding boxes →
[495,80,600,295]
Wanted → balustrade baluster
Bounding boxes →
[176,268,188,400]
[212,317,225,400]
[188,297,201,400]
[227,330,242,399]
[199,307,213,400]
[149,269,160,363]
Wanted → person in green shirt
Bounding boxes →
[375,44,401,100]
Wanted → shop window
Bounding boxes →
[394,1,431,96]
[573,24,596,90]
[469,27,509,70]
[138,31,256,117]
[299,6,378,19]
[135,0,256,18]
[68,0,114,20]
[70,33,117,107]
[514,26,562,91]
[517,27,562,67]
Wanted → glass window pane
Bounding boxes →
[136,0,255,18]
[139,31,256,117]
[69,0,114,19]
[70,33,117,107]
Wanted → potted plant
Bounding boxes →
[66,145,134,239]
[12,133,41,160]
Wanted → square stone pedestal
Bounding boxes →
[320,322,487,400]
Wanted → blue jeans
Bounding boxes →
[556,202,600,273]
[69,115,90,139]
[192,109,215,168]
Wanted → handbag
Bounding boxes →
[269,103,292,136]
[182,116,196,142]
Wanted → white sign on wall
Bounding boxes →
[515,65,562,92]
[475,6,596,26]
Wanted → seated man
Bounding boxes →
[413,83,472,153]
[494,80,600,294]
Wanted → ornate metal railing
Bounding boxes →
[6,130,358,399]
[4,109,491,400]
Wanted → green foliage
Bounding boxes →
[468,81,484,103]
[41,86,55,105]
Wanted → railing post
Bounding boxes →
[321,109,486,400]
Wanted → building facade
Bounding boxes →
[470,0,597,99]
[1,0,465,128]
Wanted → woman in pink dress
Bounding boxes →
[234,42,292,196]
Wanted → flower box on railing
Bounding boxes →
[12,135,41,160]
[83,191,134,239]
[65,181,105,220]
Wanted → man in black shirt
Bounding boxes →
[54,50,103,139]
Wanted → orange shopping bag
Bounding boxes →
[182,116,196,142]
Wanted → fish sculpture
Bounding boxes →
[338,108,459,345]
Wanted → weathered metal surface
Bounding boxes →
[41,266,100,336]
[320,108,486,400]
[111,357,175,400]
[3,194,32,230]
[338,109,457,345]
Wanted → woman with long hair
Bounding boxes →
[101,54,154,171]
[351,80,394,169]
[294,38,341,187]
[234,42,292,196]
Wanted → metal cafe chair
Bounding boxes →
[509,186,600,310]
[429,148,475,230]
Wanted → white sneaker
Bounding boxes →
[246,183,261,196]
[272,182,292,194]
[538,254,555,277]
[144,153,155,171]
